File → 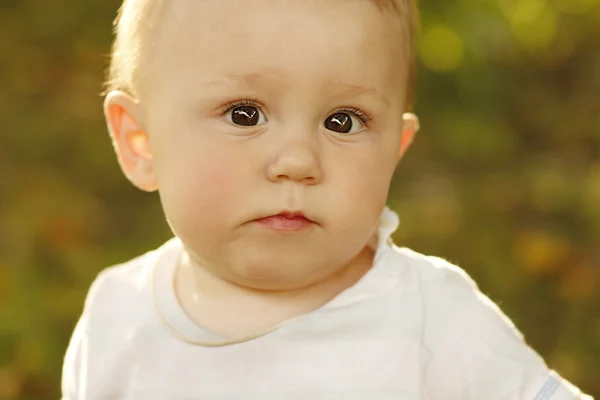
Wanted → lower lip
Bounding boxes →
[255,216,314,231]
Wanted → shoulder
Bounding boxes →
[389,245,497,305]
[68,237,182,349]
[389,245,526,349]
[62,238,180,399]
[389,244,474,282]
[387,246,589,399]
[83,238,179,313]
[388,245,482,308]
[71,238,177,338]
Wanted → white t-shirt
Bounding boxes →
[61,207,592,399]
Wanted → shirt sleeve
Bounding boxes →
[421,257,593,400]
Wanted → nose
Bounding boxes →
[266,137,323,185]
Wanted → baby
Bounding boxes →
[61,0,593,399]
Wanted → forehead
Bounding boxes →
[140,0,408,103]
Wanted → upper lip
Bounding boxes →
[276,210,309,219]
[257,210,315,223]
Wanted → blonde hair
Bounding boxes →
[105,0,418,110]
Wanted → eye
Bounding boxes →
[224,102,267,127]
[324,109,369,135]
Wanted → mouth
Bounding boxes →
[254,210,317,231]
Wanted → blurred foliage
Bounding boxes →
[0,0,599,398]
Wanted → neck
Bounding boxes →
[173,245,376,339]
[179,244,375,302]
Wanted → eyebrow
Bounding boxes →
[199,72,390,107]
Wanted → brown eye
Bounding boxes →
[226,104,267,127]
[232,106,260,126]
[324,112,364,134]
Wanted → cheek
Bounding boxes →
[154,138,248,230]
[331,147,397,202]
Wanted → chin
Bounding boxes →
[230,256,326,291]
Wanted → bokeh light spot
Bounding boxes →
[509,0,558,52]
[419,25,465,72]
[514,229,571,275]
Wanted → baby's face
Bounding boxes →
[136,0,411,290]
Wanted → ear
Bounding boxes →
[398,112,420,160]
[104,91,158,192]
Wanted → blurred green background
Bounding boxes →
[1,0,599,398]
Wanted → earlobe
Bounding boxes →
[104,91,158,192]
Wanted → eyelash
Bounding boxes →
[336,107,372,126]
[222,99,372,127]
[222,98,263,114]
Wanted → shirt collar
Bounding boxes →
[368,205,401,261]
